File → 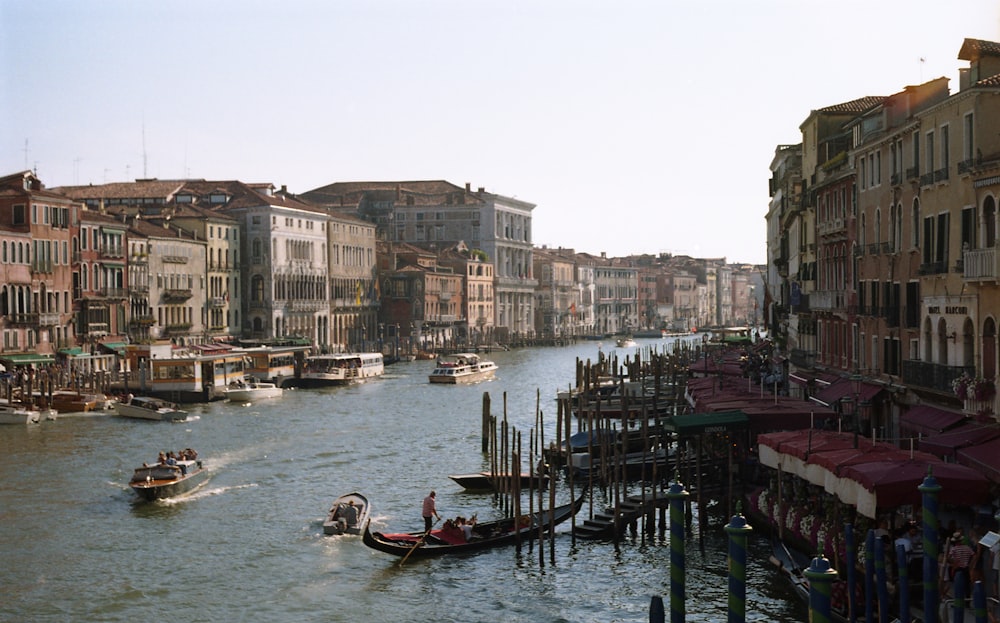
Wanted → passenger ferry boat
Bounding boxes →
[130,343,247,402]
[295,353,384,387]
[428,353,498,384]
[239,345,309,386]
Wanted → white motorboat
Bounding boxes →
[429,353,498,384]
[0,404,41,425]
[115,396,188,422]
[224,380,283,402]
[323,492,371,535]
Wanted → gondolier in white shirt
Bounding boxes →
[422,491,439,532]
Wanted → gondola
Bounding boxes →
[362,494,584,558]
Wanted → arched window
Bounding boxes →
[984,195,997,247]
[251,274,265,301]
[984,317,997,380]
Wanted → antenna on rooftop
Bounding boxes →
[22,139,28,170]
[142,115,148,178]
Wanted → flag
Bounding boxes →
[356,281,362,305]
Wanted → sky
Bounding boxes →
[2,1,1000,265]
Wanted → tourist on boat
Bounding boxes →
[422,491,439,532]
[342,501,358,527]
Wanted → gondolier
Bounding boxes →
[422,491,439,531]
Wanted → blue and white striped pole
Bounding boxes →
[725,511,752,623]
[806,553,840,623]
[666,482,690,623]
[920,471,942,623]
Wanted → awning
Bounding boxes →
[0,353,55,366]
[957,437,1000,483]
[98,342,127,355]
[810,378,884,408]
[918,423,1000,459]
[662,411,749,436]
[58,347,84,356]
[900,405,966,437]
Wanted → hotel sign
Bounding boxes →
[927,306,968,315]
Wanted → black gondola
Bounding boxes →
[362,495,584,558]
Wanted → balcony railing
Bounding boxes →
[289,300,326,312]
[208,297,226,308]
[162,289,193,302]
[163,323,193,335]
[103,287,128,299]
[919,261,946,275]
[920,172,934,186]
[902,360,973,394]
[129,315,155,327]
[38,312,60,326]
[964,247,998,281]
[99,245,125,259]
[934,167,950,182]
[163,255,189,264]
[958,159,975,175]
[905,166,919,181]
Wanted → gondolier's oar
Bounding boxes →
[399,517,442,567]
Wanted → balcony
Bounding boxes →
[163,323,193,335]
[162,289,193,302]
[103,287,128,299]
[905,166,919,181]
[248,300,269,310]
[964,247,998,281]
[99,245,125,259]
[163,255,189,264]
[31,260,53,274]
[289,300,326,312]
[958,159,975,175]
[208,297,226,308]
[7,313,38,325]
[920,172,934,186]
[890,172,901,186]
[808,290,845,312]
[918,261,946,275]
[38,312,60,326]
[129,315,155,327]
[934,167,950,183]
[902,360,973,394]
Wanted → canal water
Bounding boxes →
[2,338,808,623]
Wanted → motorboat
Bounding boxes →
[130,452,207,501]
[0,404,41,425]
[428,353,498,384]
[224,379,283,402]
[615,336,637,348]
[115,396,188,422]
[323,492,371,535]
[48,390,112,413]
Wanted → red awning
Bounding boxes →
[957,437,1000,483]
[900,405,966,437]
[810,379,884,408]
[918,423,1000,459]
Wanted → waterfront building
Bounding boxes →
[125,226,154,343]
[848,79,949,436]
[379,243,464,349]
[301,181,537,339]
[167,189,242,343]
[900,39,1000,422]
[766,144,802,342]
[577,252,638,336]
[531,246,579,337]
[76,208,129,353]
[0,171,76,364]
[322,205,377,352]
[438,242,495,344]
[660,269,697,332]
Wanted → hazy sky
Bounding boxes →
[3,1,999,264]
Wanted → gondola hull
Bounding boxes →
[363,495,584,558]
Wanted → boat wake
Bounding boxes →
[159,482,257,504]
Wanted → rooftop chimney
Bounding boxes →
[465,182,471,192]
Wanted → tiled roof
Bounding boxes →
[816,95,887,115]
[54,179,189,200]
[959,38,1000,61]
[301,180,486,208]
[975,73,1000,87]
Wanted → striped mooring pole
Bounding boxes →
[725,511,752,623]
[805,552,839,623]
[666,481,689,623]
[919,471,942,623]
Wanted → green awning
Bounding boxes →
[58,347,84,356]
[0,353,56,365]
[99,342,127,354]
[661,411,749,436]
